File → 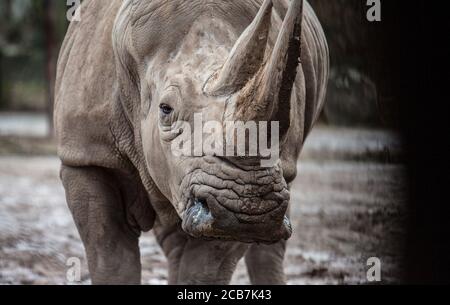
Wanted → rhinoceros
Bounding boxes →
[55,0,328,284]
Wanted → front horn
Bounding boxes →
[235,0,303,138]
[204,0,274,96]
[207,0,303,139]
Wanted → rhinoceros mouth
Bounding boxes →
[179,164,292,243]
[182,196,292,243]
[177,155,292,242]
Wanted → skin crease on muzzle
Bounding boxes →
[178,156,292,243]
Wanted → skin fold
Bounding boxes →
[54,0,328,284]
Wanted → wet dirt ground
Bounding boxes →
[0,125,407,285]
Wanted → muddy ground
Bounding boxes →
[0,123,407,285]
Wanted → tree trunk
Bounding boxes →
[43,0,56,137]
[0,51,4,110]
[0,0,13,109]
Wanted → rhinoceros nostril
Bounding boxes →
[194,198,209,214]
[182,197,215,238]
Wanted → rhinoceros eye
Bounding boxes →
[159,103,173,115]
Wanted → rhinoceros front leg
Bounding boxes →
[154,222,249,285]
[245,241,287,285]
[61,165,141,284]
[177,238,249,285]
[153,221,188,284]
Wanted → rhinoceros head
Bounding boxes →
[113,0,304,243]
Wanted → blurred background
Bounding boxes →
[0,0,67,116]
[0,0,408,284]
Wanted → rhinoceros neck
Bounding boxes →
[109,98,161,201]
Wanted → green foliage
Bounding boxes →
[0,0,69,110]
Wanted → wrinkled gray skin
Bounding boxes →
[55,0,328,284]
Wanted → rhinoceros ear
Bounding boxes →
[112,0,142,123]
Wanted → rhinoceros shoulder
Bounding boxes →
[54,0,128,169]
